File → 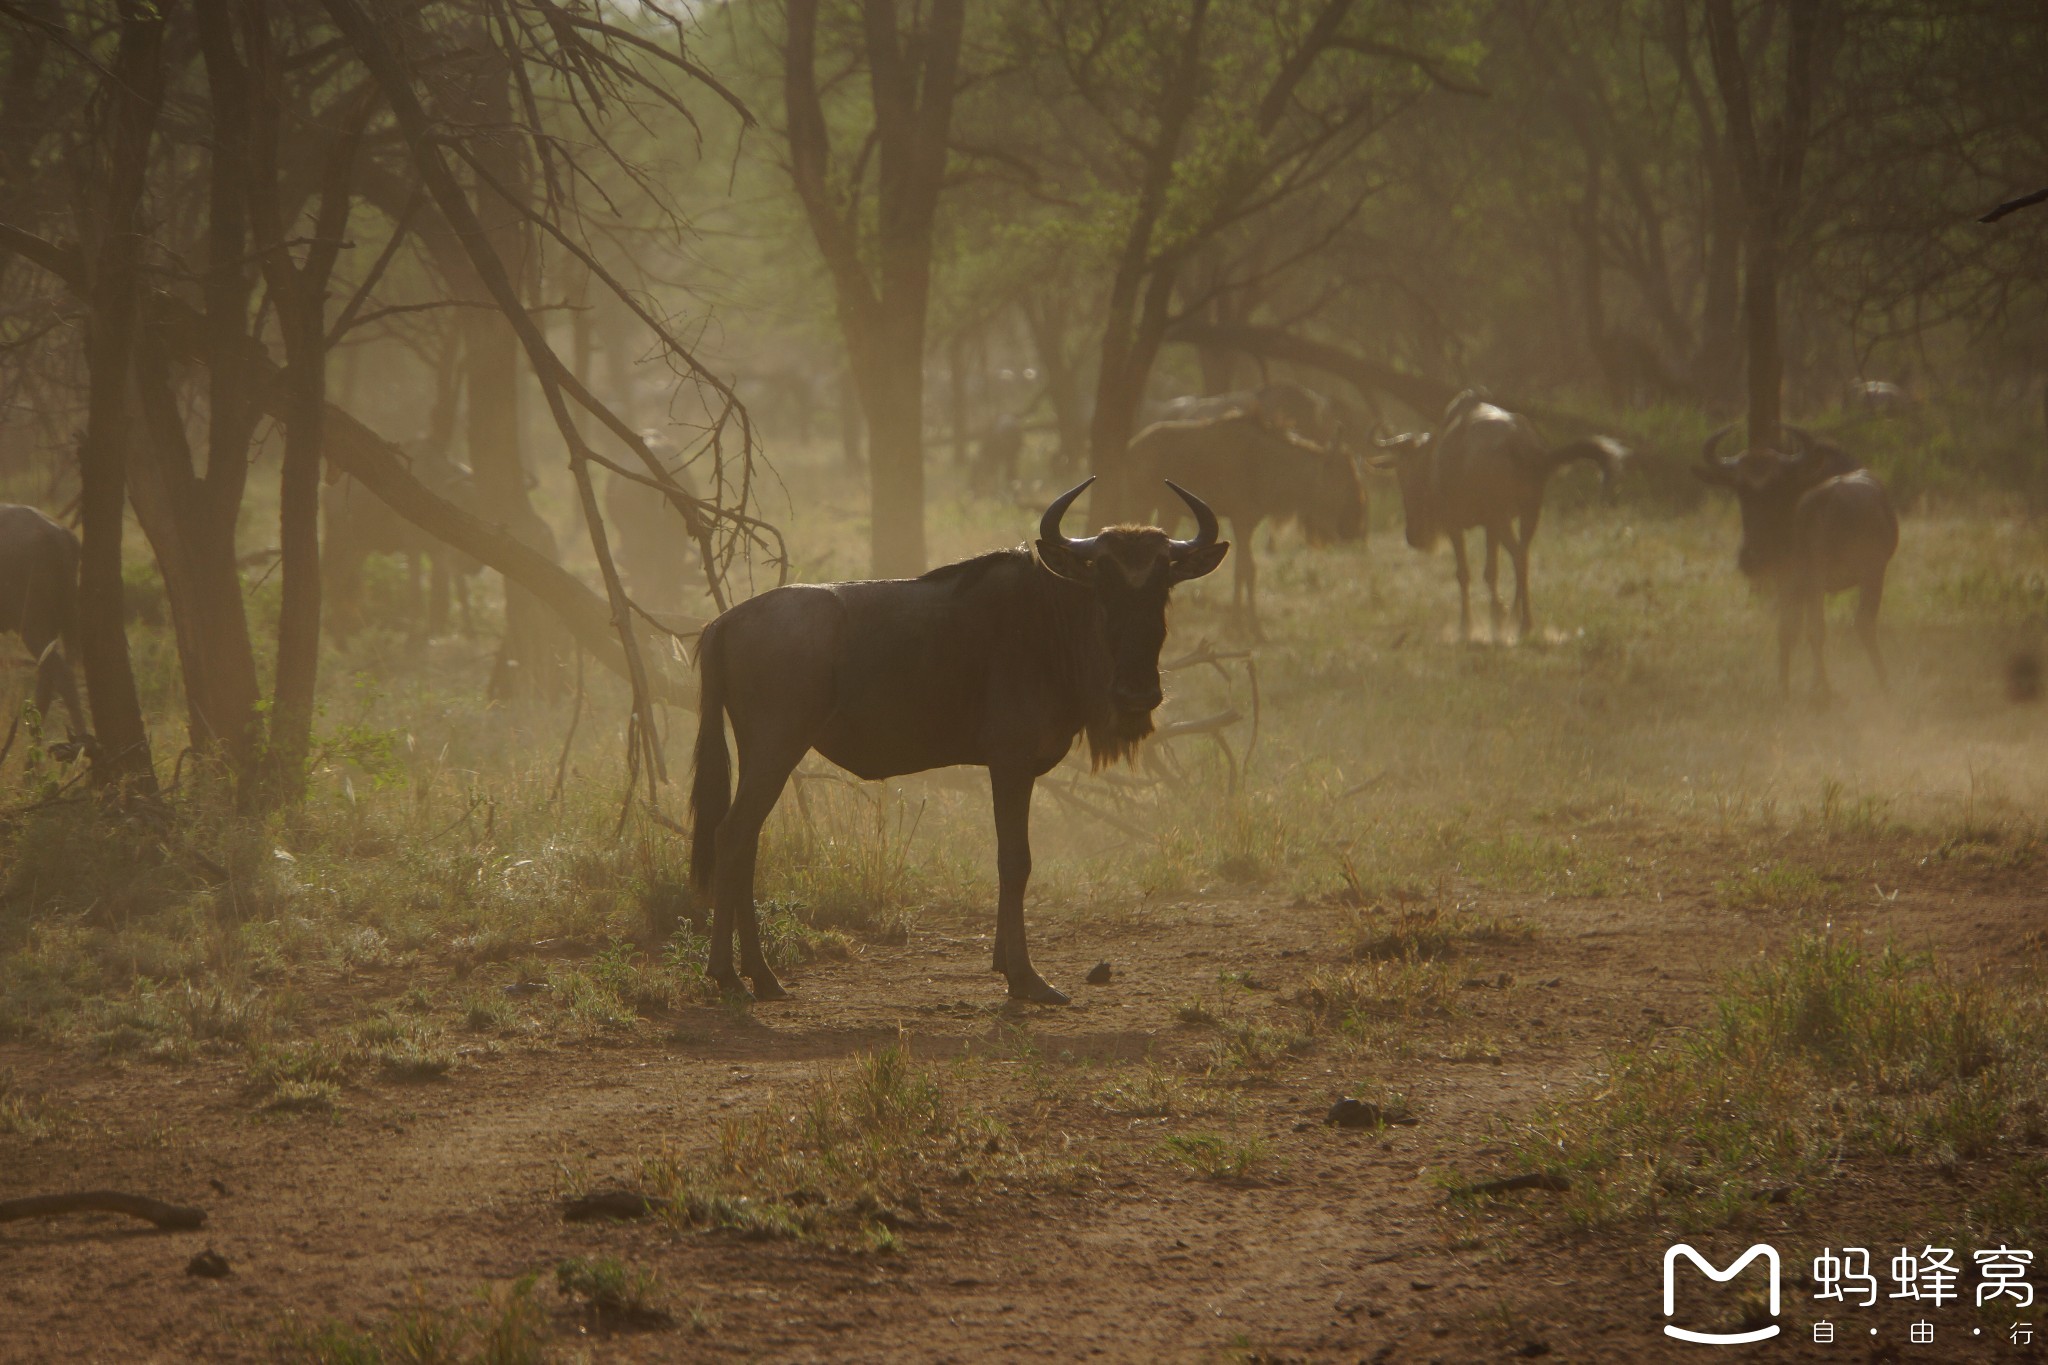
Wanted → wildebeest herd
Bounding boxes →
[1,386,1899,1004]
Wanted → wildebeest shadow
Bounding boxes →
[665,1009,1173,1068]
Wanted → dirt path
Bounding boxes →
[2,828,2040,1362]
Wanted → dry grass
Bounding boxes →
[636,1042,1078,1245]
[1471,933,2048,1232]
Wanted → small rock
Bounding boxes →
[208,1179,230,1196]
[1409,1279,1436,1291]
[1514,1342,1552,1359]
[186,1250,231,1279]
[1085,961,1113,985]
[1325,1098,1383,1129]
[502,981,550,997]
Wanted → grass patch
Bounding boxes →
[1716,862,1835,914]
[273,1275,547,1364]
[639,1042,1063,1245]
[1342,900,1532,962]
[1298,957,1459,1033]
[554,1255,670,1328]
[1487,933,2048,1230]
[1160,1131,1272,1179]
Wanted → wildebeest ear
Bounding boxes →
[1169,540,1230,582]
[1034,539,1097,583]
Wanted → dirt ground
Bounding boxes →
[3,818,2043,1364]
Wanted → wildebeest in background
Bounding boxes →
[1158,380,1334,440]
[1126,413,1364,638]
[0,504,83,737]
[1696,425,1898,698]
[690,478,1229,1003]
[324,443,481,639]
[970,413,1025,496]
[601,429,708,620]
[1371,391,1628,641]
[1847,379,1911,418]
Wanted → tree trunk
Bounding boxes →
[783,0,963,577]
[74,0,165,793]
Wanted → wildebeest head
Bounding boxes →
[1286,426,1367,547]
[1367,428,1440,550]
[1034,477,1229,756]
[1694,425,1839,580]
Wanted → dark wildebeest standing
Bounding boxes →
[690,479,1229,1003]
[0,504,83,737]
[1371,391,1627,641]
[602,429,708,619]
[324,443,482,638]
[1696,425,1898,698]
[1125,414,1363,638]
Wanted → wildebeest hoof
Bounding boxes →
[709,969,751,999]
[1008,974,1070,1005]
[747,973,788,1002]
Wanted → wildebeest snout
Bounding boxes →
[1114,681,1164,713]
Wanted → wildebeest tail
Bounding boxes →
[1546,436,1629,499]
[689,620,731,894]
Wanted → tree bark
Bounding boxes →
[73,0,165,792]
[1705,0,1832,450]
[785,0,964,576]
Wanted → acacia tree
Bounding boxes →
[782,0,965,576]
[1003,0,1463,517]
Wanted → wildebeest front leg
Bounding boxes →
[1511,513,1537,639]
[1807,591,1834,702]
[1450,532,1473,639]
[1776,594,1801,696]
[991,767,1067,1005]
[1482,530,1504,640]
[1856,579,1889,690]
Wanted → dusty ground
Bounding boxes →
[3,818,2043,1363]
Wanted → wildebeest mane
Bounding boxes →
[920,544,1136,769]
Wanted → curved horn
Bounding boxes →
[1699,423,1739,466]
[1039,476,1095,549]
[1164,480,1218,550]
[1374,427,1414,450]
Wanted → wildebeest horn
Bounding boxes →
[1164,480,1218,550]
[1040,476,1096,552]
[1700,423,1739,466]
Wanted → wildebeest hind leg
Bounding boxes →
[992,768,1066,1004]
[712,736,807,1000]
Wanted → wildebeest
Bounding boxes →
[1158,380,1333,440]
[324,443,481,638]
[1847,379,1910,417]
[1370,391,1627,640]
[690,478,1229,1003]
[0,504,83,737]
[602,429,708,619]
[1125,413,1364,638]
[1695,425,1898,697]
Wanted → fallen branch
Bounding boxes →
[0,1191,207,1230]
[1445,1173,1571,1199]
